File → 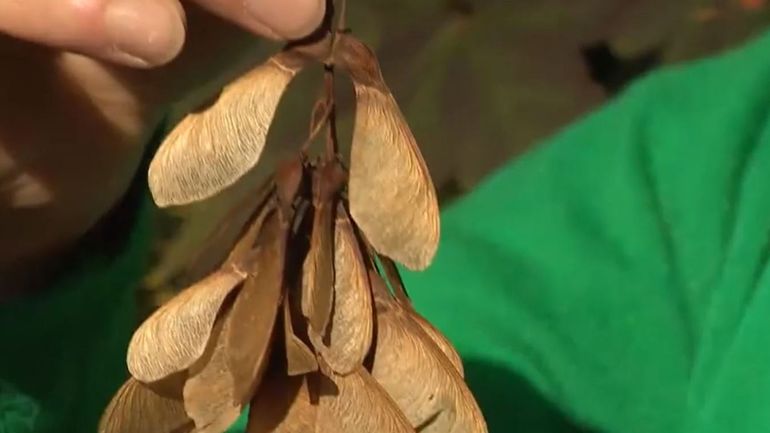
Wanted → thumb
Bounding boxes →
[0,0,187,68]
[191,0,326,40]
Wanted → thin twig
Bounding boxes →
[323,65,338,161]
[337,0,348,34]
[300,99,333,154]
[328,0,349,64]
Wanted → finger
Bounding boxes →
[0,0,186,68]
[190,0,326,40]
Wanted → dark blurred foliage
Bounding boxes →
[345,0,770,199]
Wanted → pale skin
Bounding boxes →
[0,0,326,285]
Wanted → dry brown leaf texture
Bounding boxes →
[283,298,319,376]
[407,311,464,378]
[127,266,247,383]
[310,204,373,375]
[300,186,335,334]
[317,365,416,433]
[99,378,193,433]
[226,211,286,405]
[246,370,317,433]
[379,257,464,376]
[183,312,242,433]
[340,37,439,271]
[148,52,304,207]
[224,195,275,267]
[370,273,486,433]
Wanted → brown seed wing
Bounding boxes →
[225,196,276,266]
[283,298,319,376]
[342,38,440,271]
[300,202,335,334]
[379,256,464,376]
[275,157,306,214]
[370,274,486,433]
[246,370,317,433]
[407,312,464,378]
[99,378,193,433]
[310,204,373,375]
[146,185,273,297]
[317,365,416,433]
[127,267,246,383]
[226,211,286,404]
[183,311,242,433]
[148,56,301,207]
[348,86,440,271]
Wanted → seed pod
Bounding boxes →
[369,271,486,433]
[310,203,373,375]
[223,189,278,267]
[183,311,242,433]
[283,298,319,376]
[379,256,464,376]
[405,312,465,379]
[179,181,275,287]
[126,266,246,383]
[246,368,317,433]
[301,201,334,335]
[148,51,307,207]
[317,363,416,433]
[99,378,193,433]
[301,162,345,335]
[106,19,488,433]
[336,35,440,271]
[226,210,288,404]
[274,156,307,216]
[127,201,274,384]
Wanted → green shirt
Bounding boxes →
[4,27,770,433]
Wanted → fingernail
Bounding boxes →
[244,0,325,40]
[104,0,186,67]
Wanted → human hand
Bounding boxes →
[0,0,325,271]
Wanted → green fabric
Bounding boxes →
[404,28,770,433]
[4,27,770,433]
[0,198,152,433]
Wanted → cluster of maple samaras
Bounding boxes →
[99,33,487,433]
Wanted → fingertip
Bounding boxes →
[102,0,187,67]
[244,0,326,39]
[0,0,188,68]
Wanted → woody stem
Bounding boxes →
[323,65,338,161]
